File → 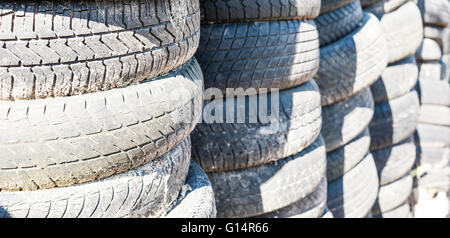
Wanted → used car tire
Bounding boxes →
[371,174,413,215]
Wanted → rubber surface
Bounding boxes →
[195,19,320,96]
[327,152,379,218]
[415,78,450,106]
[200,0,321,23]
[192,79,322,172]
[369,89,420,150]
[415,123,450,148]
[370,56,418,103]
[0,58,203,191]
[315,13,387,106]
[209,135,326,218]
[320,0,355,14]
[165,162,217,218]
[0,0,200,100]
[372,175,413,214]
[0,137,191,218]
[415,38,442,62]
[373,202,411,218]
[419,104,450,126]
[322,88,374,152]
[418,0,450,27]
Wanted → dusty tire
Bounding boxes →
[415,124,450,148]
[327,153,379,218]
[326,128,371,182]
[423,26,450,49]
[419,105,450,126]
[369,89,420,150]
[418,0,450,27]
[373,202,411,218]
[371,136,416,186]
[379,2,423,63]
[195,20,320,96]
[209,135,326,218]
[254,177,327,218]
[363,0,409,17]
[320,0,356,14]
[165,162,217,218]
[418,62,445,81]
[415,38,442,62]
[192,80,322,172]
[415,79,450,106]
[314,0,364,46]
[0,58,203,191]
[416,146,449,168]
[0,137,191,218]
[322,88,374,152]
[315,13,388,106]
[200,0,321,23]
[0,0,200,100]
[370,55,418,104]
[372,175,413,215]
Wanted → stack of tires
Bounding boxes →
[413,0,450,218]
[192,0,331,218]
[314,0,387,217]
[361,0,423,218]
[0,0,216,218]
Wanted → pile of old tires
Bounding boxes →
[0,0,217,218]
[192,0,332,218]
[361,0,423,218]
[413,0,450,218]
[314,0,387,218]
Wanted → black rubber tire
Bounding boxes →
[165,162,217,218]
[314,0,364,46]
[326,128,371,182]
[363,0,409,18]
[0,58,203,191]
[418,61,446,81]
[315,13,388,106]
[372,175,413,215]
[320,0,356,14]
[415,124,450,148]
[209,135,326,218]
[373,202,412,218]
[415,38,442,62]
[253,177,327,218]
[199,0,321,23]
[322,88,374,152]
[370,55,418,104]
[419,104,450,126]
[0,137,191,218]
[195,20,320,96]
[0,0,200,101]
[418,0,450,27]
[415,78,450,106]
[192,79,321,172]
[379,2,423,63]
[369,89,420,150]
[371,136,416,186]
[327,152,379,218]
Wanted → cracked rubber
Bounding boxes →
[321,88,374,152]
[418,0,450,27]
[320,0,355,14]
[192,79,322,172]
[327,152,379,218]
[209,135,326,218]
[369,89,420,150]
[0,0,200,100]
[419,104,450,126]
[371,136,416,186]
[372,174,413,215]
[315,13,388,106]
[199,0,321,23]
[379,2,423,63]
[195,19,320,96]
[0,58,203,191]
[314,0,364,46]
[165,161,217,218]
[0,137,191,218]
[370,55,418,104]
[254,177,327,218]
[326,128,371,182]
